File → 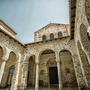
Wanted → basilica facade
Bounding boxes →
[0,0,90,90]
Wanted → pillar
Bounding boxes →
[56,52,63,90]
[10,54,21,90]
[0,60,6,84]
[22,62,29,89]
[35,60,39,90]
[0,48,11,84]
[14,61,21,90]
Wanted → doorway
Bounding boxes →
[49,67,58,85]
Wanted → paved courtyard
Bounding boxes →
[26,86,78,90]
[0,86,79,90]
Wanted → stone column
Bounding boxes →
[56,52,63,90]
[35,60,39,90]
[57,60,63,90]
[0,60,6,84]
[14,61,21,90]
[11,54,21,90]
[0,48,11,84]
[22,61,29,89]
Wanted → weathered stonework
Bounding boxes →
[34,23,70,42]
[0,0,90,90]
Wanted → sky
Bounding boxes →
[0,0,69,44]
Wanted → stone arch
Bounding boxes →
[27,55,35,88]
[0,51,17,88]
[0,45,6,68]
[59,50,78,87]
[85,0,90,25]
[80,23,90,46]
[59,48,74,56]
[26,54,36,62]
[0,44,6,57]
[39,48,55,59]
[77,40,90,87]
[11,50,19,61]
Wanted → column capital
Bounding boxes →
[2,57,8,61]
[55,51,60,62]
[72,54,78,58]
[35,60,39,64]
[24,61,29,64]
[2,48,11,61]
[56,59,60,62]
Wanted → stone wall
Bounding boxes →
[34,23,70,42]
[74,0,90,89]
[0,52,16,88]
[0,31,24,90]
[22,37,85,89]
[60,51,77,87]
[0,1,90,89]
[38,51,77,87]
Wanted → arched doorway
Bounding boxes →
[27,55,35,88]
[39,49,58,88]
[60,50,78,88]
[0,51,16,88]
[47,59,58,86]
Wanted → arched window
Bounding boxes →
[58,32,62,38]
[50,33,54,39]
[42,35,46,41]
[8,66,15,86]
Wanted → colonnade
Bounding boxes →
[0,48,21,90]
[0,47,90,90]
[0,49,11,84]
[34,51,63,90]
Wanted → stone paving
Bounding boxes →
[0,86,78,90]
[26,86,78,90]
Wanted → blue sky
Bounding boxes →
[0,0,69,44]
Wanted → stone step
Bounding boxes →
[0,89,9,90]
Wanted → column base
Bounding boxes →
[35,88,39,90]
[59,87,63,90]
[17,85,26,90]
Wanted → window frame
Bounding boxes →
[42,35,46,41]
[50,33,54,40]
[58,32,63,38]
[7,66,15,85]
